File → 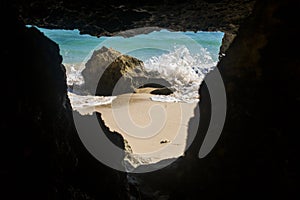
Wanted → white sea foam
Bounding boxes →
[140,46,217,103]
[66,45,217,107]
[68,92,116,115]
[64,63,85,86]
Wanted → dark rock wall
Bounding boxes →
[131,1,300,199]
[1,0,299,199]
[0,5,128,200]
[16,0,256,36]
[14,0,257,56]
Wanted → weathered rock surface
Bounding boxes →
[16,0,256,36]
[0,8,128,200]
[14,0,256,54]
[134,87,173,95]
[129,1,300,199]
[136,83,174,95]
[82,46,144,95]
[81,46,173,96]
[150,87,173,95]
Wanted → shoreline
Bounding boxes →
[95,91,198,168]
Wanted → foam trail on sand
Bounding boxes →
[68,92,116,115]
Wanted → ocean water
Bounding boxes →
[29,26,223,104]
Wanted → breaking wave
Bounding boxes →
[67,45,217,108]
[132,45,217,103]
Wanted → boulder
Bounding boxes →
[82,46,144,96]
[134,87,173,95]
[150,87,173,95]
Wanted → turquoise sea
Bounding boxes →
[31,27,223,63]
[30,26,223,102]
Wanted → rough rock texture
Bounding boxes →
[14,0,257,55]
[2,0,300,199]
[0,6,128,200]
[134,86,173,95]
[82,46,144,95]
[16,0,256,36]
[129,1,300,199]
[150,87,173,95]
[82,46,172,96]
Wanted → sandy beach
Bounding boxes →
[95,88,198,167]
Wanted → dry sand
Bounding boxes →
[95,88,199,166]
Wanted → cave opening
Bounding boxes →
[28,25,224,96]
[5,0,297,198]
[30,25,224,171]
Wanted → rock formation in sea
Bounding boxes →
[2,0,299,199]
[81,46,173,96]
[82,46,144,95]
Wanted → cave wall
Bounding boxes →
[131,0,300,198]
[0,4,128,200]
[1,0,299,199]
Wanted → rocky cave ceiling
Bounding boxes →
[15,0,256,36]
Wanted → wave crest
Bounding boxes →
[141,46,217,102]
[67,46,217,104]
